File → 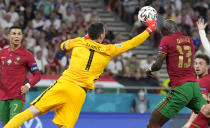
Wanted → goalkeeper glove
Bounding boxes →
[84,34,89,40]
[146,19,157,34]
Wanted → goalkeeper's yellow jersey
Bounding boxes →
[60,30,149,90]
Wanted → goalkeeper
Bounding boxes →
[4,19,157,128]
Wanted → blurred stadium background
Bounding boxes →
[0,0,210,127]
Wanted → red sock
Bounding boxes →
[153,126,161,128]
[190,112,208,128]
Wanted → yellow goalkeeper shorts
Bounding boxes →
[30,79,87,128]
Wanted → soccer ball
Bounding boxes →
[138,6,158,24]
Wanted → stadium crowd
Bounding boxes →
[0,0,100,75]
[0,0,210,89]
[0,0,159,87]
[105,0,210,50]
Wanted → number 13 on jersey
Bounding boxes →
[176,45,192,68]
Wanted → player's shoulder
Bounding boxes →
[63,37,82,43]
[72,37,83,42]
[161,35,170,42]
[0,48,8,53]
[176,32,192,40]
[200,74,210,82]
[205,74,210,79]
[21,47,34,56]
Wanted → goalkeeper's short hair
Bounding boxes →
[88,23,104,40]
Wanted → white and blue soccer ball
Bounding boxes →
[138,6,158,23]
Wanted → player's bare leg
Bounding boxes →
[147,109,169,128]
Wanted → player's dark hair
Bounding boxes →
[88,23,104,40]
[195,54,210,65]
[9,26,23,32]
[161,19,179,36]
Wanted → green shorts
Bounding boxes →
[155,82,207,119]
[0,99,25,125]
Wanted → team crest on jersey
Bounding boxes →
[158,46,163,50]
[14,56,21,65]
[115,44,122,48]
[7,59,12,65]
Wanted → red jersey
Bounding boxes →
[0,46,40,100]
[198,74,210,95]
[158,32,196,88]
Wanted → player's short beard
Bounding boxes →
[10,41,21,49]
[197,71,205,78]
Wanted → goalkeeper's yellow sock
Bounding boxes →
[4,108,34,128]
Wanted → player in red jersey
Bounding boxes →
[184,18,210,128]
[146,19,207,128]
[0,26,41,126]
[183,54,210,128]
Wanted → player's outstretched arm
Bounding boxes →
[109,19,157,56]
[197,18,210,55]
[146,52,166,76]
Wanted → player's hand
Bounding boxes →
[145,69,153,77]
[146,19,157,34]
[21,85,30,95]
[196,18,207,30]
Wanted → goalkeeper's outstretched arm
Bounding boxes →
[108,19,157,57]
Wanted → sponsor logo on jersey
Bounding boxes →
[200,88,206,90]
[115,44,122,48]
[7,59,12,65]
[158,46,163,50]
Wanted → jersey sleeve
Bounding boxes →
[199,30,210,56]
[26,52,39,73]
[60,38,82,51]
[105,30,150,57]
[26,52,41,86]
[158,37,168,54]
[60,39,73,51]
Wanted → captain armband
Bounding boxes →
[29,63,39,72]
